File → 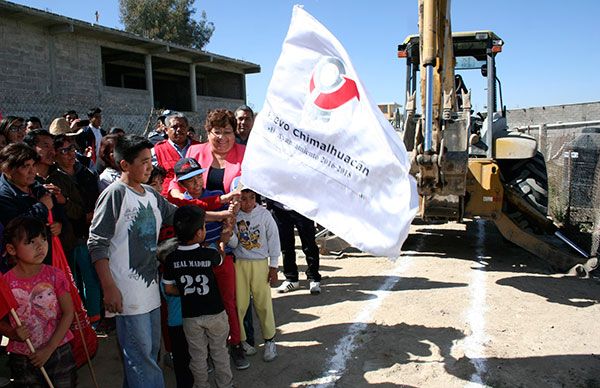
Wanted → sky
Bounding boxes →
[11,0,600,112]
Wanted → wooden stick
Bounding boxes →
[10,308,55,388]
[72,311,100,388]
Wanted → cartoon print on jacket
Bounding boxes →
[237,220,261,250]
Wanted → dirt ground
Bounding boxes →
[79,219,600,387]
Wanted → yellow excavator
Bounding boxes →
[398,0,597,274]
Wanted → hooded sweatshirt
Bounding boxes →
[229,204,280,268]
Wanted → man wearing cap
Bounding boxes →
[153,112,200,196]
[170,157,249,370]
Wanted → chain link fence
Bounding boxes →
[515,121,600,257]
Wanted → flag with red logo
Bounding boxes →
[0,274,18,320]
[242,6,418,257]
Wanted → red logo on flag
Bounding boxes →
[309,57,360,111]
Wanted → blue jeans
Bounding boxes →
[115,308,165,388]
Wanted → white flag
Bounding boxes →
[242,6,418,257]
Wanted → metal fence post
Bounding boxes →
[538,123,547,155]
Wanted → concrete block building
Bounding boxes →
[0,1,260,134]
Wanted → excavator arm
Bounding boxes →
[399,0,598,274]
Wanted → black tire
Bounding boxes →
[499,151,549,216]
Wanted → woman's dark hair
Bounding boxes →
[0,142,40,172]
[174,206,206,243]
[114,134,153,165]
[204,109,236,132]
[0,116,25,141]
[4,216,47,246]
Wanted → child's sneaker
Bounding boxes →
[263,339,277,362]
[242,340,257,356]
[309,281,321,295]
[231,344,250,370]
[277,280,299,293]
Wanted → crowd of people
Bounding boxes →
[0,105,324,388]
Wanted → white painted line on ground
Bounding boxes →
[306,243,422,388]
[463,219,489,387]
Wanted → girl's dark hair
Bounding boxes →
[204,109,236,132]
[114,134,153,165]
[173,206,206,243]
[4,216,47,246]
[0,142,40,172]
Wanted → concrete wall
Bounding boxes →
[0,14,246,135]
[507,101,600,128]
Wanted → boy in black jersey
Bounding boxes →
[163,205,233,388]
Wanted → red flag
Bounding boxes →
[47,212,98,367]
[0,274,18,320]
[47,212,84,311]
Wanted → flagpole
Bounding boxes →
[72,311,100,388]
[9,308,55,388]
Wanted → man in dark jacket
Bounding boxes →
[77,107,107,169]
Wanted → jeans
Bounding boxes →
[9,343,76,388]
[115,308,165,388]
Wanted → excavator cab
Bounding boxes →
[398,31,523,158]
